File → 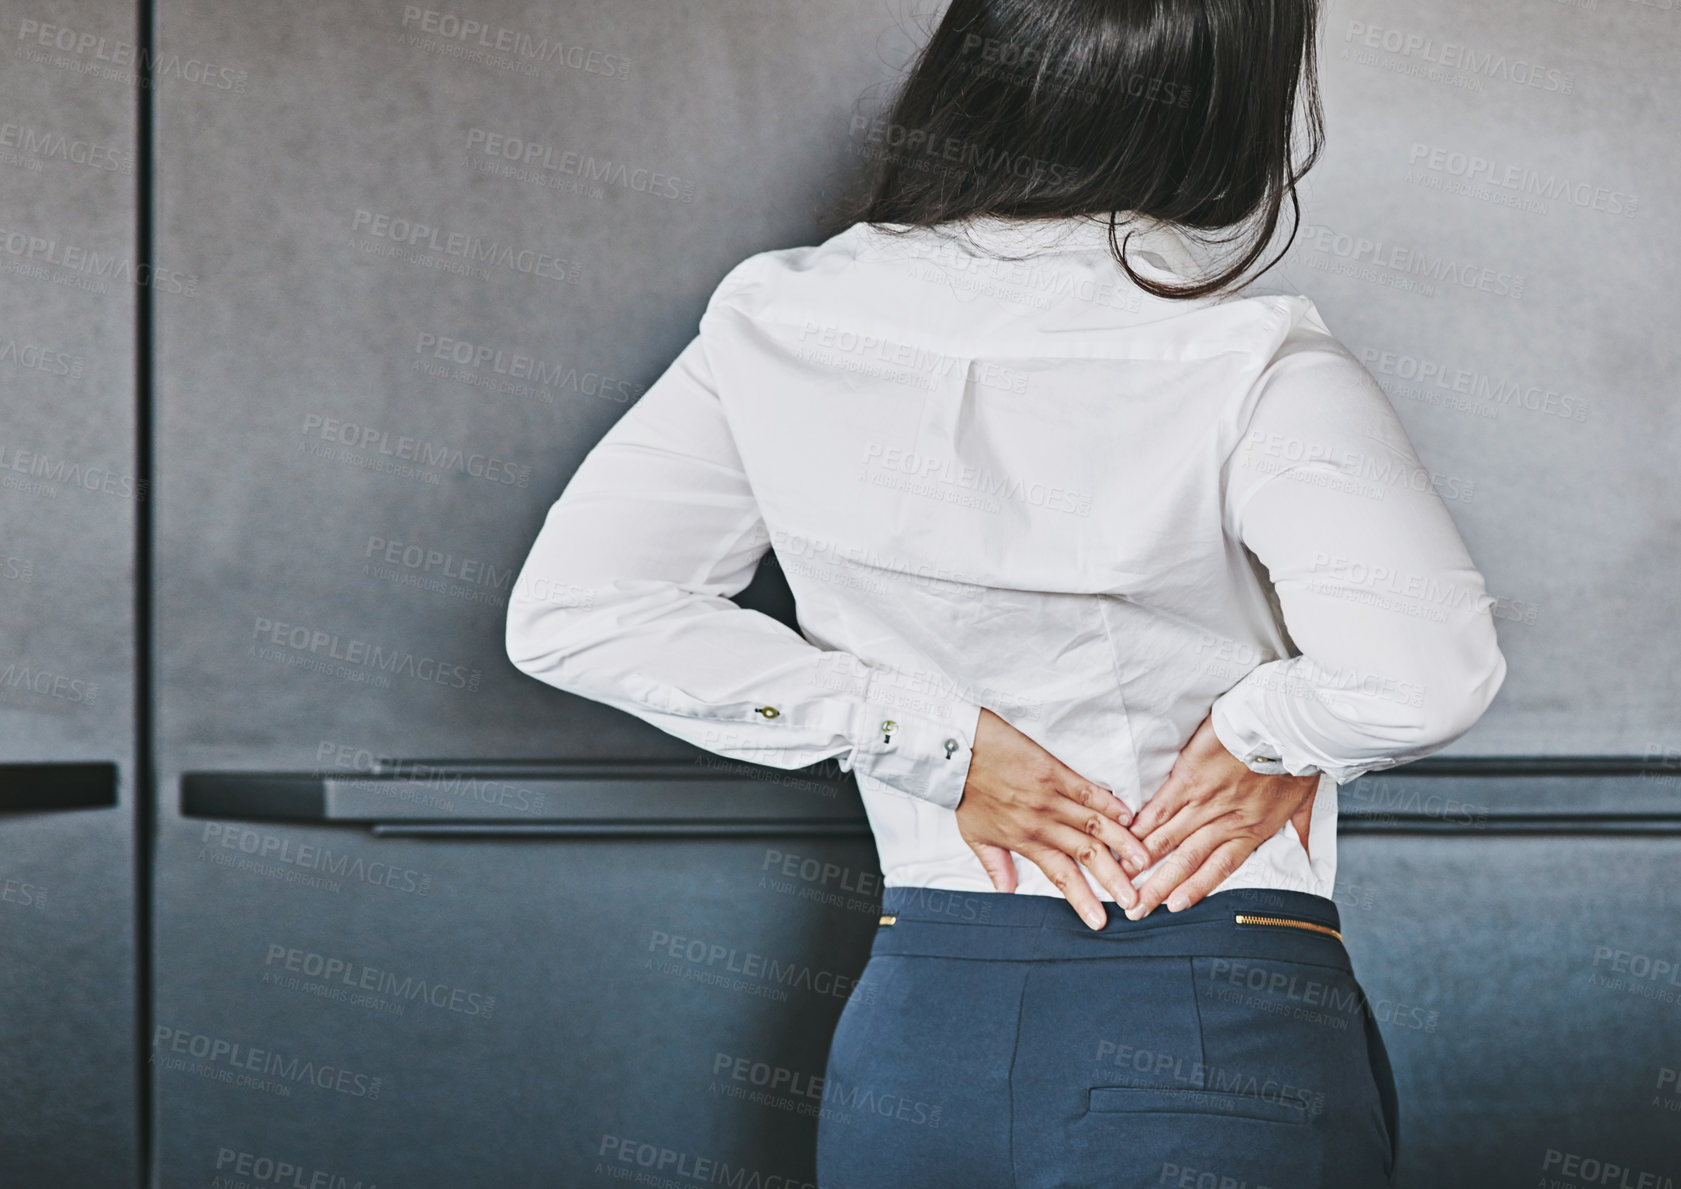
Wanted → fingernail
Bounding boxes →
[1125,905,1144,921]
[1167,894,1187,912]
[1085,910,1105,930]
[1122,857,1139,875]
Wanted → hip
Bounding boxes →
[817,887,1397,1189]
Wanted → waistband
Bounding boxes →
[874,886,1348,969]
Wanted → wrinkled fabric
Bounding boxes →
[505,213,1507,904]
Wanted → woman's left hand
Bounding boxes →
[1123,711,1319,919]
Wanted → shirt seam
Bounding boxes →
[1188,955,1209,1091]
[1007,967,1029,1189]
[702,301,1275,364]
[1095,598,1145,805]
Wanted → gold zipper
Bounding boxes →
[1234,914,1342,942]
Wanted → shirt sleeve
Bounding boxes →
[504,330,984,810]
[1209,303,1508,785]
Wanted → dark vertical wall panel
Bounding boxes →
[0,0,139,1184]
[148,2,907,1186]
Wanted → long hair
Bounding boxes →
[824,0,1326,300]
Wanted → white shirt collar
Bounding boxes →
[914,212,1203,279]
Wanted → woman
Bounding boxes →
[505,0,1506,1184]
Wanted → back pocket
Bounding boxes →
[1088,1084,1311,1125]
[1012,959,1326,1189]
[1026,1090,1324,1189]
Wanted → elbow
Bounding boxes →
[503,601,549,678]
[1411,632,1508,753]
[503,582,599,680]
[503,607,541,676]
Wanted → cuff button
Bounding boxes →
[756,706,780,719]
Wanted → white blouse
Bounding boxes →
[505,213,1508,903]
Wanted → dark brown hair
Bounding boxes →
[824,0,1326,300]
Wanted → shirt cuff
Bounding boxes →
[848,694,983,811]
[1209,688,1317,778]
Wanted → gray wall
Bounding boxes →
[1256,0,1681,756]
[1,1,1677,1186]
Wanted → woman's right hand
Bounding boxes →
[954,707,1153,930]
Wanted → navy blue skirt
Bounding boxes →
[816,886,1398,1189]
